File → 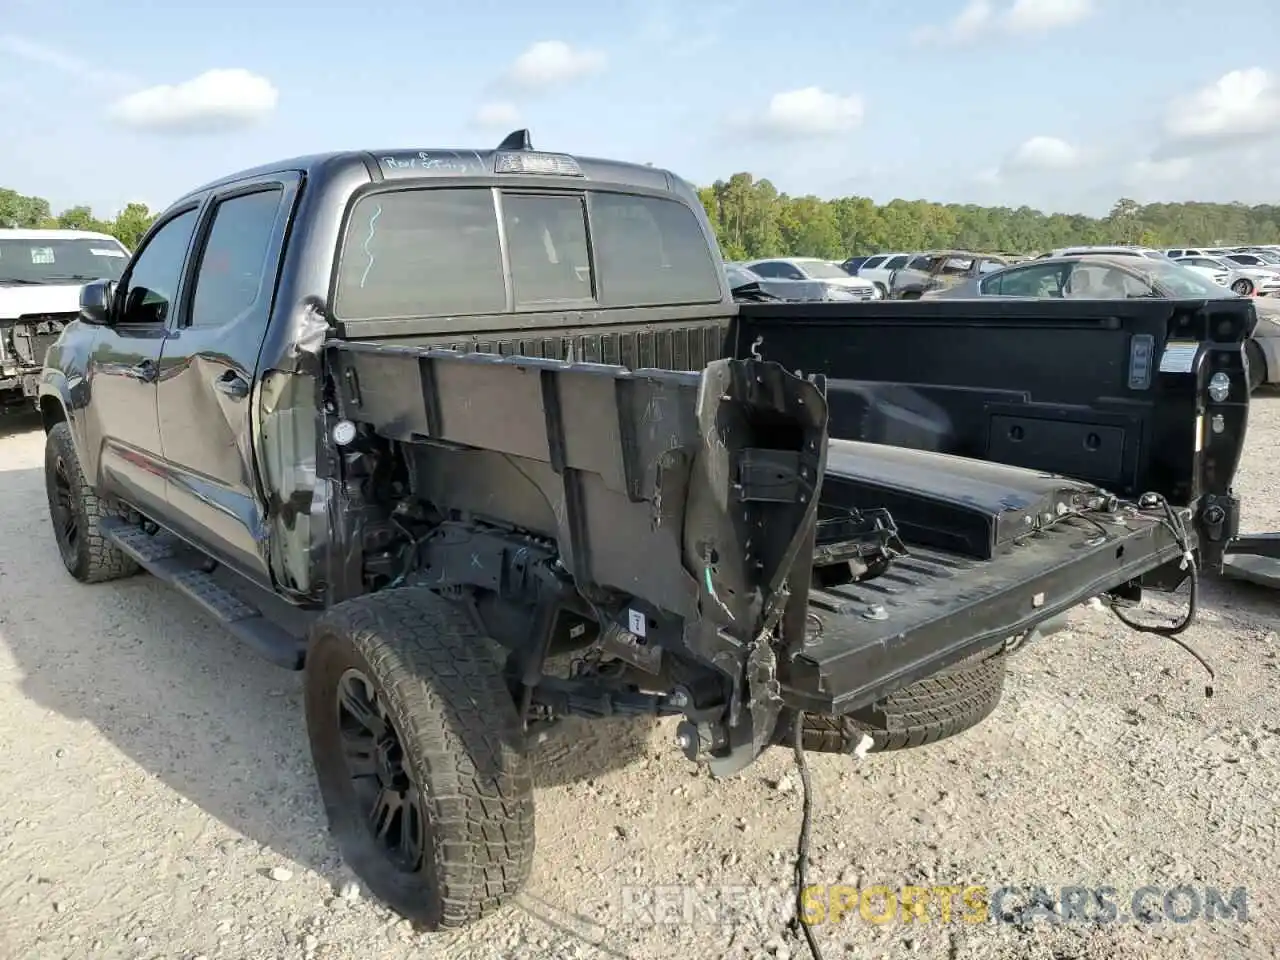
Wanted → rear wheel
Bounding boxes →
[304,588,535,929]
[1232,278,1254,296]
[797,652,1007,754]
[43,421,139,584]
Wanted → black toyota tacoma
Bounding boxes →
[37,131,1250,931]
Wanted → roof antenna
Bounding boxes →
[497,128,533,151]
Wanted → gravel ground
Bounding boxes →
[2,396,1279,960]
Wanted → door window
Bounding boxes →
[749,261,786,278]
[1063,264,1147,298]
[119,209,199,324]
[190,189,284,328]
[980,262,1067,297]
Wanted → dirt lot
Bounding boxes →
[2,398,1279,960]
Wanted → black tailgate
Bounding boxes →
[731,297,1253,570]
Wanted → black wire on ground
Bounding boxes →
[1108,493,1215,697]
[788,712,825,960]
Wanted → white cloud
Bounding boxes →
[913,0,1092,45]
[1128,157,1194,184]
[1003,0,1093,34]
[977,136,1090,186]
[107,69,278,134]
[1007,135,1084,171]
[472,101,521,128]
[1164,68,1280,150]
[911,0,994,45]
[736,87,865,140]
[635,0,736,58]
[981,136,1086,183]
[0,34,134,88]
[503,41,606,92]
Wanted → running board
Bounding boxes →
[101,517,307,669]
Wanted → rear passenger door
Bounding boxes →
[156,175,299,584]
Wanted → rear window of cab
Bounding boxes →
[333,187,724,319]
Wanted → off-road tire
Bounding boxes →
[304,588,535,930]
[1246,338,1266,393]
[799,652,1007,753]
[43,421,139,584]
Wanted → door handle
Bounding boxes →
[128,359,157,383]
[215,371,250,400]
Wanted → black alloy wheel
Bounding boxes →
[49,453,79,566]
[335,668,427,872]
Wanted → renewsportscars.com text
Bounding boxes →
[616,883,1249,929]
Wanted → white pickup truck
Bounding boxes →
[0,229,130,410]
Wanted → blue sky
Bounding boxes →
[2,0,1280,220]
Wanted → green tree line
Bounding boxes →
[1,187,156,250]
[697,174,1280,261]
[8,176,1280,263]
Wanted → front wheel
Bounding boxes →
[304,588,535,929]
[1232,278,1254,296]
[43,421,139,583]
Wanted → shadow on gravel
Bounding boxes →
[0,410,41,439]
[1197,572,1280,629]
[529,716,661,789]
[0,460,653,886]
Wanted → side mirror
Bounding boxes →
[79,279,115,326]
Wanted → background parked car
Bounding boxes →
[1222,252,1280,293]
[889,250,1009,299]
[726,262,878,302]
[1038,245,1168,260]
[740,257,880,300]
[839,255,872,274]
[933,253,1227,300]
[852,252,916,297]
[1236,247,1280,264]
[1175,255,1280,297]
[0,228,131,411]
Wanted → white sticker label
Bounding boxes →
[1158,341,1198,374]
[90,247,127,257]
[30,247,54,265]
[627,609,646,637]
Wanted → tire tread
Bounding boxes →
[307,589,534,929]
[801,653,1006,754]
[45,421,138,584]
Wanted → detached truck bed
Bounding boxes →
[35,132,1252,938]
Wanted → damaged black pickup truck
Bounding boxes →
[37,131,1251,930]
